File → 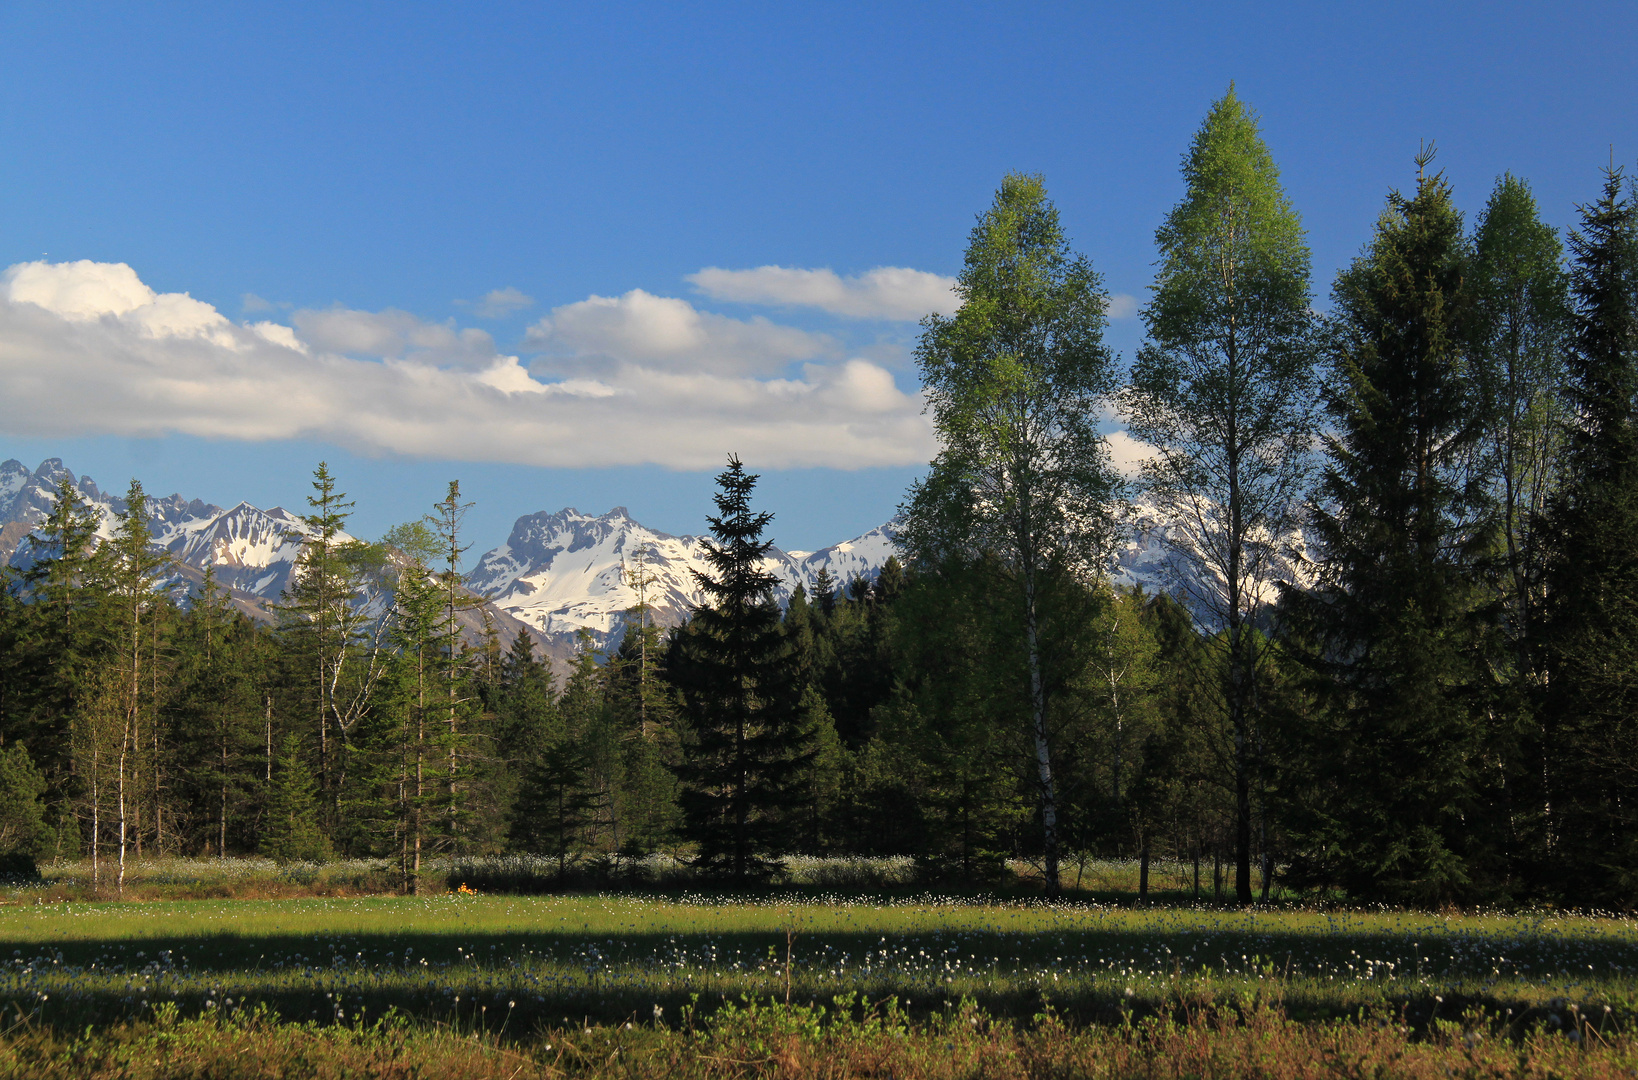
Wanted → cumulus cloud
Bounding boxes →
[464,287,534,318]
[292,307,500,370]
[524,288,838,376]
[0,260,935,470]
[4,259,237,348]
[687,265,959,322]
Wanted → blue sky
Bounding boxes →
[1,2,1634,556]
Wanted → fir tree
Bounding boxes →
[1286,148,1494,904]
[1538,167,1638,901]
[18,475,106,785]
[0,744,49,857]
[510,739,595,875]
[495,629,561,761]
[167,570,264,858]
[261,732,329,863]
[382,554,448,888]
[811,567,838,617]
[669,456,810,882]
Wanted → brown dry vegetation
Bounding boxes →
[2,1000,1636,1080]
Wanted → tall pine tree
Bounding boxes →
[1287,148,1495,904]
[1538,167,1638,902]
[669,456,809,882]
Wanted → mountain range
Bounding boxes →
[0,457,1311,668]
[0,458,905,668]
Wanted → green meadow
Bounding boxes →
[3,890,1635,1036]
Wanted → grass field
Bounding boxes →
[4,863,1637,1076]
[2,889,1634,1035]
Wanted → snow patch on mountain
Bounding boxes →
[468,507,901,652]
[1110,494,1315,625]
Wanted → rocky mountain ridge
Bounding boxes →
[2,456,1313,666]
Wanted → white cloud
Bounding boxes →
[465,287,534,318]
[1105,429,1157,476]
[292,307,500,370]
[3,259,236,348]
[4,260,157,320]
[1107,293,1139,320]
[0,260,935,470]
[687,265,959,322]
[241,292,275,313]
[249,321,306,352]
[524,288,837,376]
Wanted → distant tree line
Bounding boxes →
[2,86,1637,908]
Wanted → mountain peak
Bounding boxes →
[470,504,900,654]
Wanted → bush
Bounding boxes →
[0,744,49,858]
[0,852,40,881]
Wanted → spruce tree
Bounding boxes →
[510,740,595,875]
[811,568,838,617]
[167,571,264,857]
[1122,86,1316,903]
[383,554,448,888]
[276,463,386,823]
[20,476,110,858]
[261,732,328,863]
[670,455,809,882]
[0,744,49,858]
[495,629,561,761]
[1538,167,1638,901]
[1287,148,1494,904]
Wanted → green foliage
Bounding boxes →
[1538,168,1638,903]
[669,456,811,882]
[1122,86,1316,903]
[260,733,330,863]
[275,463,388,824]
[0,743,49,856]
[902,172,1119,573]
[902,172,1120,894]
[1284,151,1495,905]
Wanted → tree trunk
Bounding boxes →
[1024,565,1059,895]
[90,748,101,889]
[117,734,128,895]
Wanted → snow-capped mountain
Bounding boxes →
[0,458,533,652]
[468,507,899,653]
[1110,494,1315,625]
[3,455,1317,666]
[1,457,330,617]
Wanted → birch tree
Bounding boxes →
[901,173,1121,894]
[1120,87,1316,903]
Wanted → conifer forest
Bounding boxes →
[5,89,1638,912]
